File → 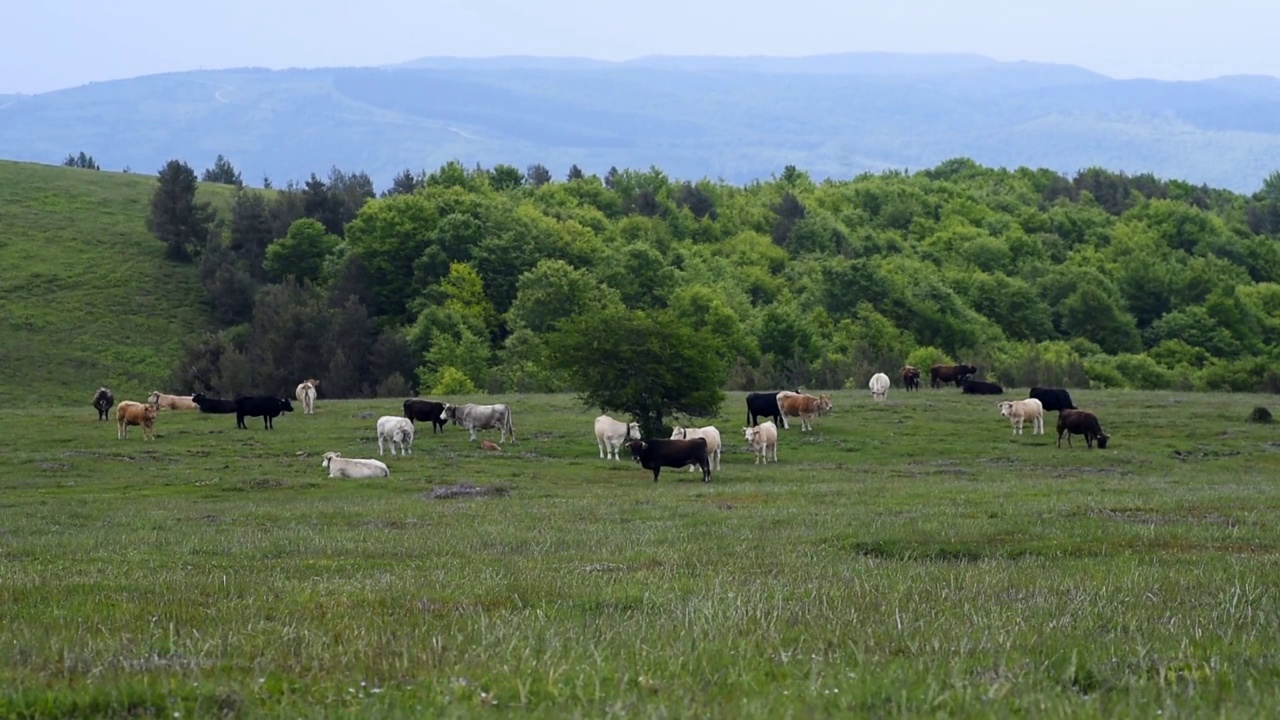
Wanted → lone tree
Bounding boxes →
[202,154,243,186]
[547,307,726,438]
[148,159,214,262]
[62,152,100,170]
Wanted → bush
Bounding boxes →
[375,372,411,398]
[904,346,952,372]
[430,366,481,395]
[1111,353,1173,390]
[1083,355,1128,389]
[981,340,1087,388]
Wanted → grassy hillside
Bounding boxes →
[3,388,1280,715]
[0,161,233,406]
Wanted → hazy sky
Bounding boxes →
[3,0,1272,94]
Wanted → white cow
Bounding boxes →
[295,380,318,415]
[321,452,390,478]
[869,372,890,402]
[376,415,415,455]
[670,425,722,471]
[442,403,516,443]
[998,398,1044,436]
[595,414,640,460]
[742,421,779,464]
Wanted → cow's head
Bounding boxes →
[1096,432,1110,449]
[146,391,161,407]
[742,427,756,442]
[142,404,157,424]
[280,398,295,412]
[817,395,833,414]
[322,451,340,467]
[997,401,1014,418]
[628,422,641,440]
[669,426,686,440]
[627,440,646,461]
[441,403,456,420]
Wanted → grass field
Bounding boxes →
[3,387,1280,717]
[0,161,231,407]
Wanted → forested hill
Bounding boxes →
[118,155,1280,401]
[4,53,1280,191]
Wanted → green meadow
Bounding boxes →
[3,388,1280,717]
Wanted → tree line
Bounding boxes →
[150,155,1280,430]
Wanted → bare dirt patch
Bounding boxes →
[423,483,510,500]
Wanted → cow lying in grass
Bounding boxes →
[321,452,390,478]
[148,391,197,410]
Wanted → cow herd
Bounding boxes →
[90,365,1110,484]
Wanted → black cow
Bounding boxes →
[403,398,448,434]
[628,438,712,483]
[930,364,978,388]
[1057,410,1109,449]
[961,379,1004,395]
[234,395,294,429]
[192,393,238,414]
[1030,387,1077,412]
[92,387,114,421]
[746,390,795,427]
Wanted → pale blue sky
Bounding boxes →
[3,0,1271,93]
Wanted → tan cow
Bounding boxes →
[295,379,319,415]
[116,401,157,440]
[998,398,1044,436]
[147,391,197,410]
[775,391,833,431]
[742,421,778,464]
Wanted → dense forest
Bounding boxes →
[151,156,1280,400]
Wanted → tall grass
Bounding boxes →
[0,160,234,406]
[3,388,1280,716]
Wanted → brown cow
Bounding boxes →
[1057,410,1110,449]
[776,391,833,432]
[930,364,978,389]
[116,401,157,440]
[900,366,921,392]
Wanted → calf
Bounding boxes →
[116,400,156,441]
[776,391,832,431]
[1057,410,1110,449]
[376,415,415,456]
[147,391,198,410]
[295,380,318,415]
[998,398,1044,436]
[1029,387,1078,413]
[901,366,921,392]
[191,393,238,414]
[404,398,448,434]
[627,438,711,483]
[595,414,641,461]
[321,452,390,479]
[670,425,722,472]
[962,379,1004,395]
[869,372,890,402]
[235,395,294,429]
[930,364,978,389]
[742,420,779,464]
[92,387,114,421]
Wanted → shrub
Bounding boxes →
[430,366,480,395]
[1083,355,1128,389]
[904,346,952,372]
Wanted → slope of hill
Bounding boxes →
[1,54,1279,192]
[0,161,229,405]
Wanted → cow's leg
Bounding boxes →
[468,427,477,441]
[652,468,660,483]
[702,458,711,483]
[117,420,125,440]
[771,442,778,462]
[378,436,385,455]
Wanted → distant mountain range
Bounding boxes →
[2,53,1279,192]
